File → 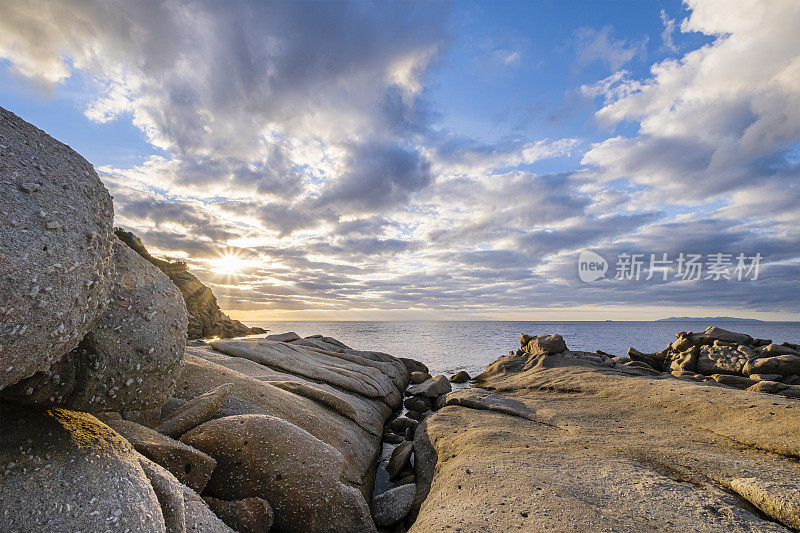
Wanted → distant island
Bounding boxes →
[656,316,764,323]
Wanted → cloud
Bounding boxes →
[573,26,646,71]
[0,0,798,318]
[659,9,679,52]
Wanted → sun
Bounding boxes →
[211,254,248,276]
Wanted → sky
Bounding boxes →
[1,0,798,321]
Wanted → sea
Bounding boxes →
[248,321,800,378]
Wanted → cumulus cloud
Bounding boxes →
[0,0,797,317]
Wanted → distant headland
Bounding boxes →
[656,316,765,323]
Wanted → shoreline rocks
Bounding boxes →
[409,329,800,532]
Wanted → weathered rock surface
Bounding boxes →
[410,340,800,532]
[744,354,800,378]
[521,333,567,355]
[182,414,376,533]
[115,228,265,339]
[158,383,233,438]
[189,346,389,435]
[0,106,115,389]
[0,406,167,532]
[3,238,187,411]
[105,418,217,492]
[210,337,408,407]
[203,497,274,533]
[182,484,236,533]
[372,483,416,527]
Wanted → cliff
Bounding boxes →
[114,228,265,339]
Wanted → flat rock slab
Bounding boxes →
[210,338,406,406]
[188,346,389,435]
[410,350,800,532]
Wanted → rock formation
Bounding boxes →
[0,106,115,389]
[409,330,800,532]
[0,109,414,532]
[115,228,265,339]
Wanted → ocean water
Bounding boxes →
[249,321,800,377]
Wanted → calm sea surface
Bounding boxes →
[249,321,800,377]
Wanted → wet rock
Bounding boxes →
[387,441,414,480]
[410,371,432,384]
[0,106,115,389]
[203,497,274,533]
[0,406,167,531]
[372,484,416,527]
[105,419,217,493]
[404,395,432,413]
[449,371,471,383]
[406,375,452,399]
[158,383,232,438]
[389,416,418,435]
[384,430,405,444]
[182,414,376,533]
[406,409,423,421]
[399,357,429,375]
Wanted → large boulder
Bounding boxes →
[3,239,188,411]
[0,106,115,389]
[182,414,376,533]
[175,354,380,490]
[115,228,265,339]
[521,334,567,355]
[0,406,167,532]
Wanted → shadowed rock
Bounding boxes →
[182,414,376,533]
[0,106,115,389]
[4,238,187,412]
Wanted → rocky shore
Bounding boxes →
[3,107,799,532]
[409,330,800,532]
